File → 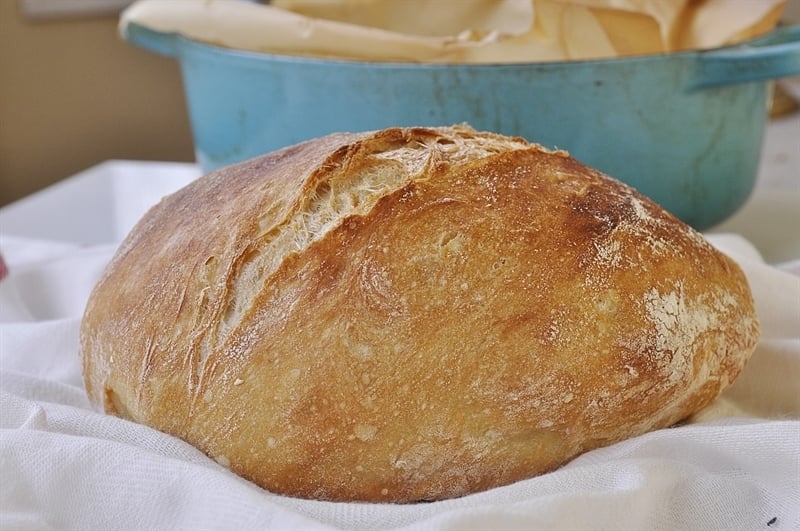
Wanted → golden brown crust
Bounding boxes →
[80,125,759,502]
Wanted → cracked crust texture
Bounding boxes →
[80,125,759,503]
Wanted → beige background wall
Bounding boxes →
[0,1,194,207]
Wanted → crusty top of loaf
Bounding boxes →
[81,125,759,502]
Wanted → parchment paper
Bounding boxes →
[120,0,787,62]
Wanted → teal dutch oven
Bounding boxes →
[123,23,800,230]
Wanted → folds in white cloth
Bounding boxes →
[0,233,798,531]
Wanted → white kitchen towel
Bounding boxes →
[0,233,798,531]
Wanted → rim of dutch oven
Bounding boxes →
[130,21,799,69]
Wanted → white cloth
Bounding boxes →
[1,232,798,531]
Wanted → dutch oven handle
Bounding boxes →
[121,22,179,58]
[690,25,800,89]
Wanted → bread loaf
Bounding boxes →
[80,125,759,502]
